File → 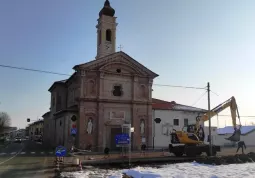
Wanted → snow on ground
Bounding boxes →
[61,162,255,178]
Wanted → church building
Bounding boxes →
[43,0,159,151]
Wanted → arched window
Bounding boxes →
[106,29,112,42]
[98,30,101,45]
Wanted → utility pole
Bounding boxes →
[207,82,212,156]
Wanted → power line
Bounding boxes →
[0,64,70,76]
[152,83,205,90]
[0,64,206,90]
[211,90,219,96]
[191,91,207,106]
[218,115,255,118]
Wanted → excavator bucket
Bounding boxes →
[225,129,241,142]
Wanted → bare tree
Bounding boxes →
[0,112,11,133]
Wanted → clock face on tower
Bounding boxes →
[105,43,111,51]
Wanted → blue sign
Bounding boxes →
[115,134,130,146]
[55,146,67,157]
[71,128,77,135]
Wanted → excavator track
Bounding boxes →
[169,144,221,157]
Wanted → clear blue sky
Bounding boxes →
[0,0,254,128]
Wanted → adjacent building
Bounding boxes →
[0,127,17,135]
[151,99,207,148]
[9,129,26,139]
[0,127,17,140]
[43,0,158,151]
[25,126,29,137]
[214,126,255,146]
[28,120,44,140]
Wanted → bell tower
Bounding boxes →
[96,0,117,59]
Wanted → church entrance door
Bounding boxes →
[110,127,122,151]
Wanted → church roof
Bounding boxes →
[48,79,67,92]
[172,104,207,113]
[73,51,159,78]
[152,98,176,110]
[99,0,115,17]
[152,98,206,113]
[53,105,78,116]
[42,111,50,118]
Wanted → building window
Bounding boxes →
[106,29,112,42]
[173,119,179,126]
[112,85,123,96]
[184,118,188,126]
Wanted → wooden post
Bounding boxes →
[207,82,212,156]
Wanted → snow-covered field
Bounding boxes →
[61,162,255,178]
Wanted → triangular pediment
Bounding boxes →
[73,51,159,78]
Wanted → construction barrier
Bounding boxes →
[72,158,79,165]
[55,156,64,171]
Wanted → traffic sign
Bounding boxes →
[55,146,67,157]
[115,134,130,147]
[71,128,77,135]
[71,115,77,122]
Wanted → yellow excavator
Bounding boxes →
[169,96,241,157]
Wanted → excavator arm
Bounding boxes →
[196,96,241,142]
[196,96,240,128]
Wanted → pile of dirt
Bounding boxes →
[195,152,255,165]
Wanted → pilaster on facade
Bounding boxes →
[97,103,104,151]
[147,104,153,147]
[80,70,86,98]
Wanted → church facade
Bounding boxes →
[43,0,159,151]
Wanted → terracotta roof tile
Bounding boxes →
[152,98,175,110]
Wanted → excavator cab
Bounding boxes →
[174,124,205,144]
[170,128,201,144]
[182,124,205,142]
